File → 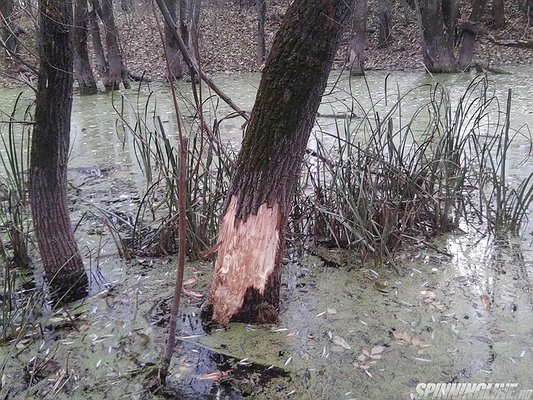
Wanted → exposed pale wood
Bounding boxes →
[207,196,282,325]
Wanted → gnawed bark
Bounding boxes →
[202,0,351,325]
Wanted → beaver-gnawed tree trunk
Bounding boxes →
[30,0,88,302]
[415,0,458,72]
[202,0,351,325]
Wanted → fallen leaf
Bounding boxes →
[333,335,351,350]
[183,278,198,287]
[370,346,384,355]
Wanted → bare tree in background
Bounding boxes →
[74,0,98,94]
[377,0,391,47]
[415,0,458,72]
[347,0,367,75]
[257,0,266,65]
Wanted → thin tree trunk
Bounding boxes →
[88,0,107,74]
[377,0,391,48]
[458,0,487,69]
[74,0,98,94]
[164,0,184,78]
[257,0,266,65]
[415,0,458,72]
[31,0,88,303]
[202,0,352,325]
[347,0,367,75]
[492,0,505,28]
[527,0,533,27]
[101,0,130,90]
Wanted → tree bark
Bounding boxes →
[164,0,185,78]
[415,0,458,72]
[347,0,367,75]
[202,0,351,325]
[441,0,458,48]
[187,0,201,59]
[31,0,88,302]
[492,0,505,28]
[256,0,266,65]
[101,0,130,90]
[458,0,487,69]
[377,0,391,47]
[74,0,98,94]
[88,0,107,74]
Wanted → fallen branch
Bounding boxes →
[486,36,533,49]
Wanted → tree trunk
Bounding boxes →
[88,0,107,74]
[415,0,458,72]
[441,0,458,49]
[202,0,351,325]
[492,0,505,28]
[0,0,17,57]
[30,0,88,303]
[256,0,266,65]
[377,0,391,47]
[188,0,201,58]
[458,0,487,69]
[527,0,533,28]
[74,0,98,94]
[164,0,184,78]
[101,0,130,90]
[347,0,367,75]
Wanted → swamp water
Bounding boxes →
[1,68,533,399]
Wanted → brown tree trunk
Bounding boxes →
[257,0,266,65]
[164,0,184,78]
[101,0,130,91]
[202,0,351,325]
[30,0,88,303]
[347,0,367,75]
[88,0,107,74]
[442,0,458,49]
[492,0,505,28]
[74,0,98,94]
[415,0,458,72]
[458,0,487,69]
[377,0,391,47]
[0,0,17,57]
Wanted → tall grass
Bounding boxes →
[115,84,235,258]
[116,75,532,263]
[0,95,37,342]
[291,75,532,260]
